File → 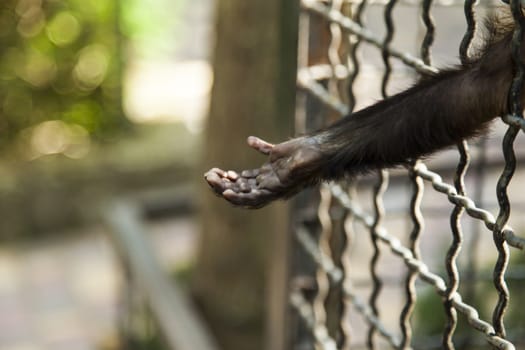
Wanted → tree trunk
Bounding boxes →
[193,1,299,349]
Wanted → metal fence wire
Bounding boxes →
[290,0,525,349]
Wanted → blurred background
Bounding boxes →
[0,0,217,349]
[0,0,296,349]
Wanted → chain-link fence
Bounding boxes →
[290,0,525,349]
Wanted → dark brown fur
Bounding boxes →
[312,11,517,181]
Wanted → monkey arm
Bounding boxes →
[205,24,517,209]
[315,63,512,180]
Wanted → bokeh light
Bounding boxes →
[73,44,109,91]
[22,49,57,87]
[46,12,81,47]
[29,120,91,159]
[0,0,124,147]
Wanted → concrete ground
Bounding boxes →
[0,218,198,350]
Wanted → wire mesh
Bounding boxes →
[291,0,525,349]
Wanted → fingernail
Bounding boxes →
[227,170,239,180]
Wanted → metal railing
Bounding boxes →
[290,0,525,349]
[103,200,217,350]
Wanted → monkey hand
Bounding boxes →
[204,136,322,209]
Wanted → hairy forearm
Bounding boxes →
[308,31,514,180]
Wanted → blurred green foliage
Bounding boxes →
[120,0,188,58]
[0,0,190,159]
[0,0,126,155]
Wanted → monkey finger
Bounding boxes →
[241,169,260,178]
[205,171,234,195]
[238,180,253,193]
[205,168,227,178]
[226,170,239,180]
[257,174,283,190]
[222,188,274,208]
[247,136,274,155]
[204,170,220,184]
